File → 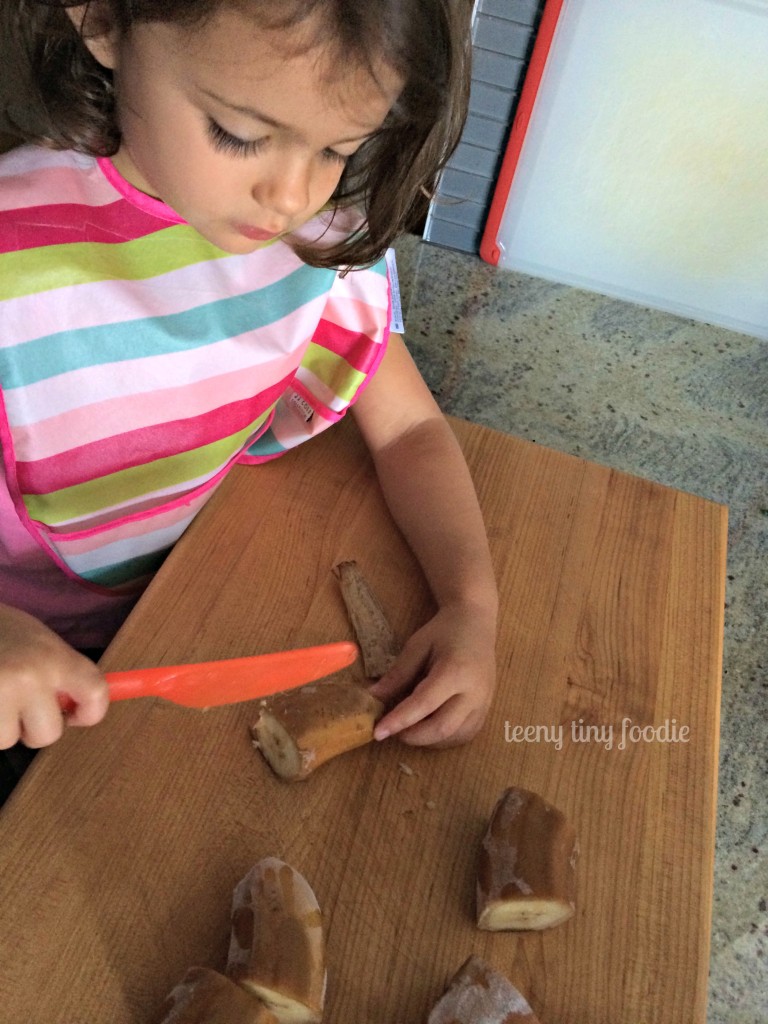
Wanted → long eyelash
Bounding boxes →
[208,118,350,165]
[321,148,348,166]
[206,119,265,157]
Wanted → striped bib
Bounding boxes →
[0,147,390,594]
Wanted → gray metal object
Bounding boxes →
[423,0,544,254]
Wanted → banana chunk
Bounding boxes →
[155,967,278,1024]
[332,560,400,679]
[252,674,384,781]
[427,956,541,1023]
[477,786,578,931]
[227,858,326,1023]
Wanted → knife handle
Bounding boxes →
[57,669,187,713]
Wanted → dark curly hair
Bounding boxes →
[4,0,472,269]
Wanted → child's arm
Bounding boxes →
[351,333,498,747]
[0,604,109,750]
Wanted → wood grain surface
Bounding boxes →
[0,416,726,1024]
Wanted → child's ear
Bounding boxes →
[64,0,120,71]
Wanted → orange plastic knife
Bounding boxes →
[57,640,359,713]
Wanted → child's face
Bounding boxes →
[87,8,401,253]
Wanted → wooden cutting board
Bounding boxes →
[0,415,725,1023]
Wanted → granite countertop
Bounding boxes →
[394,233,767,1024]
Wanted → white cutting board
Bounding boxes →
[486,0,768,339]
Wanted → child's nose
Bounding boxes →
[252,158,310,223]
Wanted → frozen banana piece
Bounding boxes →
[333,560,400,679]
[227,858,326,1024]
[427,956,541,1023]
[477,786,578,931]
[252,674,384,781]
[155,967,278,1024]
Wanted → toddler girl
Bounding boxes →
[0,0,498,755]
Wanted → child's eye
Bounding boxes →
[207,118,266,157]
[321,148,349,166]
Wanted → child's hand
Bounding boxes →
[368,602,496,748]
[0,604,109,750]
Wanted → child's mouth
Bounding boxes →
[236,223,280,242]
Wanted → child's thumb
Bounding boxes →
[368,639,428,704]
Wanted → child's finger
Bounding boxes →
[0,715,22,751]
[398,702,483,748]
[368,637,430,704]
[63,673,110,728]
[373,676,453,740]
[19,698,66,749]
